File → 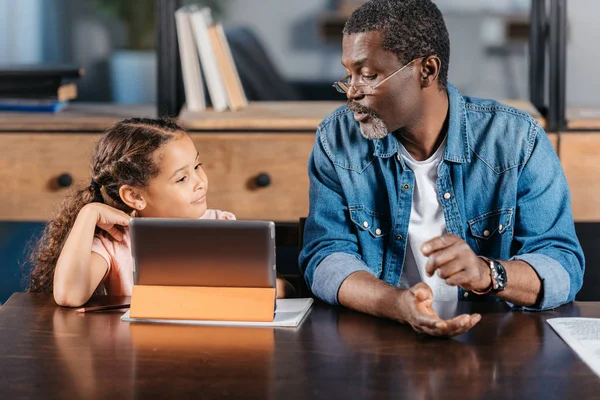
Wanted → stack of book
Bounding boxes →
[0,65,84,112]
[175,6,247,113]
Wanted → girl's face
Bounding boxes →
[138,134,209,219]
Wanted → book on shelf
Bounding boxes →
[209,23,248,111]
[189,7,229,112]
[177,6,248,113]
[0,99,69,113]
[0,65,83,92]
[0,65,83,112]
[0,83,77,102]
[175,5,206,112]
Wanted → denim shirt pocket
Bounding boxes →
[467,209,513,257]
[349,205,391,238]
[348,205,391,276]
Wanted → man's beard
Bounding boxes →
[359,116,389,140]
[347,101,389,140]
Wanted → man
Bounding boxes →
[299,0,584,337]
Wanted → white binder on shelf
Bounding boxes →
[189,7,229,112]
[175,5,206,112]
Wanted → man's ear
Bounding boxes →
[119,185,147,211]
[420,55,441,88]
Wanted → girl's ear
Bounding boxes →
[119,185,147,211]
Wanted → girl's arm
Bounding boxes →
[53,203,130,307]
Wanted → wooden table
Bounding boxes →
[1,293,600,399]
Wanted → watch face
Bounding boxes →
[493,261,507,291]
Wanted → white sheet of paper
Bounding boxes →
[121,298,313,328]
[547,317,600,377]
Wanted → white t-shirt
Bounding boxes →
[397,137,458,301]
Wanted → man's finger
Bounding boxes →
[421,234,461,256]
[443,314,482,337]
[425,250,462,277]
[413,287,433,302]
[413,312,444,331]
[434,260,466,280]
[443,270,472,287]
[421,313,481,337]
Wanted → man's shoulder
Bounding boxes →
[463,95,542,134]
[463,96,543,169]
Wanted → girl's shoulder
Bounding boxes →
[200,209,237,220]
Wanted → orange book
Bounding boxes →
[129,285,276,322]
[208,23,248,111]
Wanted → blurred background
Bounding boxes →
[0,0,598,303]
[0,0,598,106]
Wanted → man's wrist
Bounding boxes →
[472,257,493,294]
[393,288,411,324]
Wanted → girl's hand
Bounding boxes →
[80,203,131,242]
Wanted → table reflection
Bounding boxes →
[52,306,134,399]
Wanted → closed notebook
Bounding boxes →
[121,298,313,328]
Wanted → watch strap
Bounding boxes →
[471,256,495,295]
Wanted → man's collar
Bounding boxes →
[443,82,471,164]
[371,82,470,164]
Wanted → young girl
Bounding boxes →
[28,117,294,307]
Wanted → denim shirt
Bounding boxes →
[299,83,584,310]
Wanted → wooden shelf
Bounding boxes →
[178,101,343,131]
[0,100,546,132]
[0,103,156,132]
[567,108,600,130]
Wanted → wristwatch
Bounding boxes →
[472,256,508,295]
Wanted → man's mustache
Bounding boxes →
[347,101,382,120]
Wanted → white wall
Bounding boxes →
[223,0,599,107]
[567,1,600,107]
[223,0,344,81]
[0,0,43,64]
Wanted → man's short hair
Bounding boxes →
[343,0,450,91]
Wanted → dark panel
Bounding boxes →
[156,0,184,117]
[547,0,567,132]
[575,223,600,301]
[0,222,45,303]
[528,0,546,115]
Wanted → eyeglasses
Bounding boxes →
[332,58,421,95]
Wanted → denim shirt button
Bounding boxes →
[463,292,469,298]
[363,221,369,228]
[396,154,401,161]
[375,228,382,235]
[499,224,504,231]
[483,230,490,237]
[402,184,410,190]
[443,192,452,200]
[395,234,403,240]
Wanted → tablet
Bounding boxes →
[130,218,276,288]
